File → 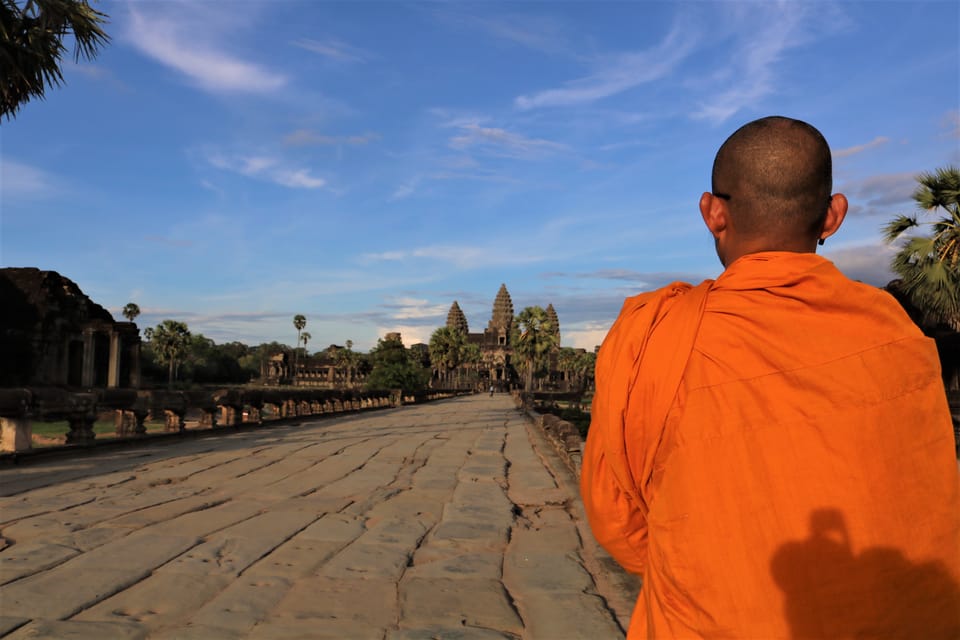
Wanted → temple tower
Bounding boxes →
[545,303,560,342]
[488,284,514,343]
[446,301,469,335]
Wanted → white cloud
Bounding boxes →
[283,129,380,146]
[822,243,896,286]
[448,123,565,158]
[515,23,696,110]
[382,296,448,321]
[360,244,544,270]
[274,169,326,189]
[293,38,370,63]
[439,10,570,56]
[0,159,55,197]
[207,152,325,190]
[127,7,286,94]
[691,3,848,124]
[833,136,890,159]
[840,171,917,212]
[391,180,419,200]
[374,325,433,346]
[563,322,612,351]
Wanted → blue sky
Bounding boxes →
[2,1,958,352]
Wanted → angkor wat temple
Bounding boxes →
[445,283,561,388]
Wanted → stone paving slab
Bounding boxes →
[0,395,633,638]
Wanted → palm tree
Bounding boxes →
[429,326,465,387]
[1,0,110,120]
[122,302,140,323]
[292,314,306,380]
[883,166,960,329]
[333,345,359,388]
[512,306,559,392]
[460,341,481,389]
[300,331,311,357]
[149,320,191,388]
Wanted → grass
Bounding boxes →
[30,418,168,444]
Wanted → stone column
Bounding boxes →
[81,328,96,388]
[133,408,149,436]
[199,409,217,428]
[164,409,185,432]
[107,331,121,388]
[67,412,96,444]
[1,417,32,452]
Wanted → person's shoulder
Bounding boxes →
[621,281,699,310]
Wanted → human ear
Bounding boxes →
[700,192,728,238]
[818,193,848,243]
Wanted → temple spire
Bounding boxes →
[446,301,469,334]
[489,284,514,332]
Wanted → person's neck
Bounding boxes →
[721,238,818,267]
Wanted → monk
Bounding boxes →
[581,116,960,638]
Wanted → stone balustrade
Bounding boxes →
[513,391,586,477]
[0,387,471,454]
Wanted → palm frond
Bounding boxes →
[881,215,919,243]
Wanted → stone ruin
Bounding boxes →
[0,267,140,389]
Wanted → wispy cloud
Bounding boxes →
[293,38,371,63]
[207,152,325,189]
[823,243,896,286]
[391,178,421,201]
[833,136,890,159]
[692,3,844,123]
[942,109,960,138]
[361,244,544,269]
[448,123,565,158]
[841,171,917,213]
[380,296,448,321]
[126,6,286,94]
[514,23,696,110]
[439,10,571,56]
[0,159,56,198]
[542,269,708,288]
[283,129,380,146]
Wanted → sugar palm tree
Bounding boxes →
[883,166,960,329]
[292,314,306,379]
[429,326,465,387]
[149,320,191,388]
[122,302,140,323]
[1,0,110,119]
[300,331,311,356]
[512,306,558,392]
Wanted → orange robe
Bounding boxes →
[581,252,960,638]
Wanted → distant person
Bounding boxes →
[489,385,495,397]
[581,116,960,638]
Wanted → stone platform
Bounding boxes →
[0,394,638,639]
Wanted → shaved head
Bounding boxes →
[712,116,833,241]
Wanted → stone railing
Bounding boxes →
[513,391,585,476]
[0,387,471,454]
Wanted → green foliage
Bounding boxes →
[883,166,960,329]
[186,336,251,384]
[1,0,110,119]
[428,326,467,386]
[145,319,191,387]
[292,314,306,372]
[512,306,559,391]
[121,302,140,322]
[365,335,428,393]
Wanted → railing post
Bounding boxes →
[1,417,32,452]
